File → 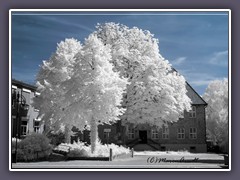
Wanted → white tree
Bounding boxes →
[33,23,193,153]
[60,34,128,153]
[94,22,192,127]
[32,38,82,143]
[203,78,228,152]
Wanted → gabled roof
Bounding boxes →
[186,82,207,105]
[170,68,207,106]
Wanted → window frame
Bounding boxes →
[128,127,135,139]
[162,127,169,139]
[34,120,40,133]
[177,128,185,139]
[189,127,197,139]
[151,129,159,139]
[21,120,28,136]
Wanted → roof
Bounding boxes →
[170,68,207,106]
[186,82,207,105]
[12,79,37,92]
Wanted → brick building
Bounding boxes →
[11,79,43,139]
[94,82,208,153]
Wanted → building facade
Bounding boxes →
[11,79,43,139]
[96,82,208,153]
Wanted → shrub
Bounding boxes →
[16,133,52,162]
[54,140,130,158]
[47,132,65,147]
[68,148,88,158]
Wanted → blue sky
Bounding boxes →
[11,11,229,95]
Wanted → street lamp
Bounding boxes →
[12,89,29,163]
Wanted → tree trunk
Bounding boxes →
[64,124,71,144]
[90,116,98,154]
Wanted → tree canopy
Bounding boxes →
[203,78,228,152]
[94,22,192,127]
[33,38,82,134]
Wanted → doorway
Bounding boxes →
[139,130,147,143]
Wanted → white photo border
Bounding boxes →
[9,9,231,172]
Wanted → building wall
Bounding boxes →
[160,105,207,152]
[11,80,43,138]
[160,105,206,144]
[97,104,207,152]
[160,144,207,153]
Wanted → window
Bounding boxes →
[189,106,196,118]
[151,129,159,139]
[34,121,40,133]
[21,120,28,136]
[103,132,108,139]
[128,127,135,139]
[189,127,197,139]
[162,127,169,139]
[103,129,111,139]
[177,128,185,139]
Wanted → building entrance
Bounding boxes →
[139,130,147,143]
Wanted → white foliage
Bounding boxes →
[203,78,228,147]
[56,141,130,157]
[60,34,128,153]
[61,35,128,128]
[32,38,82,133]
[94,22,192,127]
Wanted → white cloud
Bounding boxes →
[187,74,217,86]
[209,50,228,66]
[40,16,94,33]
[171,57,186,65]
[179,70,227,87]
[189,80,214,86]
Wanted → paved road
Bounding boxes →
[11,154,227,170]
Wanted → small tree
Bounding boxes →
[203,78,228,153]
[33,38,82,143]
[60,34,128,153]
